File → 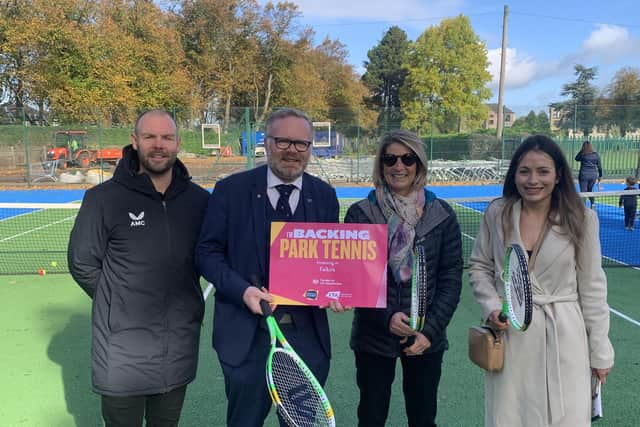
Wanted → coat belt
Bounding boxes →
[532,292,578,424]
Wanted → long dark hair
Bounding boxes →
[502,135,585,259]
[580,140,593,154]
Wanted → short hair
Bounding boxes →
[133,110,178,138]
[626,176,637,186]
[265,108,313,136]
[372,130,428,190]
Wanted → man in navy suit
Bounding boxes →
[196,108,343,426]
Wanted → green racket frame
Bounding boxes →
[409,245,428,331]
[260,300,335,427]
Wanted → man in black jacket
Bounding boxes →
[68,110,210,427]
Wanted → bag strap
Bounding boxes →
[480,325,503,343]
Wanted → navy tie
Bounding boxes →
[275,184,296,219]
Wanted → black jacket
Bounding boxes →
[68,145,209,396]
[344,189,463,357]
[575,151,602,179]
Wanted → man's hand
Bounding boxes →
[320,300,352,313]
[243,286,273,315]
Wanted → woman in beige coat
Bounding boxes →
[469,135,614,426]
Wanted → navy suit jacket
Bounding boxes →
[196,165,340,367]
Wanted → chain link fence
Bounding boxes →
[1,106,639,187]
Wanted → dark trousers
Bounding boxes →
[355,350,444,427]
[579,176,598,206]
[101,385,187,427]
[220,312,330,427]
[624,204,637,228]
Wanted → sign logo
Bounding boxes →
[326,291,341,300]
[303,290,318,300]
[129,211,145,227]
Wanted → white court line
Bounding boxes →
[0,208,43,223]
[452,201,640,328]
[610,308,640,327]
[0,215,76,243]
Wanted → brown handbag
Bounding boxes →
[468,325,504,372]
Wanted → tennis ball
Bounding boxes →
[50,261,58,267]
[38,268,46,276]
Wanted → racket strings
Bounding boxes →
[416,247,428,317]
[410,246,428,331]
[507,248,533,330]
[271,351,332,427]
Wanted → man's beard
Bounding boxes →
[139,151,177,176]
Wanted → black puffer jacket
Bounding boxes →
[344,189,463,357]
[68,145,209,396]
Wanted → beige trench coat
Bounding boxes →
[469,199,614,427]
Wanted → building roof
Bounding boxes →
[486,103,514,114]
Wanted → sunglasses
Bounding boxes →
[381,153,419,167]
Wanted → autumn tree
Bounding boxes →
[95,0,195,124]
[605,67,640,136]
[401,15,492,134]
[178,0,259,129]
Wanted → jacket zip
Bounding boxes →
[162,198,171,392]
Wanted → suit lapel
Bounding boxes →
[252,167,268,276]
[301,174,317,222]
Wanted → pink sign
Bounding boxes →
[268,222,388,308]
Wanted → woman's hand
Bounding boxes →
[592,367,612,385]
[487,309,510,331]
[389,312,415,341]
[403,332,431,356]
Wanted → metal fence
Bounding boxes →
[1,106,639,186]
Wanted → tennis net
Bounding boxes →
[1,190,639,275]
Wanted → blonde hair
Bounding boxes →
[372,130,428,190]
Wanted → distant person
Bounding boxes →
[68,110,209,427]
[344,130,463,427]
[195,108,346,427]
[469,135,614,426]
[575,140,602,208]
[619,176,638,231]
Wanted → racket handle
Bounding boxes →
[498,312,508,323]
[259,299,273,317]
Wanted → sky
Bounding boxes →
[267,0,640,116]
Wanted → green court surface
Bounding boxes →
[1,269,638,426]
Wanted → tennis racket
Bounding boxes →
[260,300,335,427]
[497,244,533,331]
[408,245,428,331]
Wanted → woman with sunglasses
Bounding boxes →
[344,130,463,427]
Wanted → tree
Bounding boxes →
[550,64,599,137]
[178,0,259,129]
[508,110,550,135]
[605,67,640,137]
[400,15,492,134]
[362,26,409,131]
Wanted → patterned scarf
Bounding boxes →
[375,185,424,283]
